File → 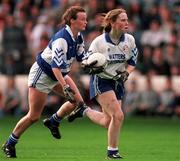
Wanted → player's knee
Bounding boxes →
[112,111,124,123]
[70,103,76,110]
[30,116,40,123]
[69,101,78,110]
[27,114,40,123]
[109,101,124,122]
[104,118,111,129]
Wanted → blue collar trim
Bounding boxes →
[105,32,125,45]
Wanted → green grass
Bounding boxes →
[0,116,180,161]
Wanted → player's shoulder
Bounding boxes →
[124,33,136,45]
[124,33,135,41]
[93,33,105,42]
[53,27,67,39]
[90,33,106,46]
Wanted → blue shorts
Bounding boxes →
[89,75,125,100]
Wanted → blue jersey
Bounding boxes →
[36,25,86,81]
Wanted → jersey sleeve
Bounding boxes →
[127,35,139,66]
[51,38,67,69]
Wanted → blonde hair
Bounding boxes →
[102,8,126,33]
[61,6,85,26]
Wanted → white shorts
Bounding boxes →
[28,62,59,93]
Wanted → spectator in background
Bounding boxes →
[4,76,22,116]
[174,94,180,117]
[141,19,167,47]
[84,30,101,50]
[23,19,35,69]
[158,5,173,43]
[137,45,154,75]
[29,5,40,22]
[2,15,27,74]
[43,91,63,116]
[84,0,100,33]
[0,0,179,77]
[137,77,160,115]
[141,3,161,30]
[128,0,143,29]
[172,0,180,24]
[123,80,140,116]
[14,0,32,18]
[164,43,180,75]
[156,77,176,116]
[102,0,118,13]
[31,15,53,56]
[0,0,13,16]
[0,16,5,73]
[41,0,57,16]
[0,88,5,118]
[14,8,28,28]
[151,46,170,75]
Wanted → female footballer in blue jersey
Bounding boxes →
[2,6,88,158]
[68,8,138,159]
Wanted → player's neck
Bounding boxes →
[109,30,123,44]
[109,30,122,40]
[70,26,78,39]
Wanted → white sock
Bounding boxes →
[83,107,89,116]
[108,146,118,151]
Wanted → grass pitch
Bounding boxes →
[0,116,180,161]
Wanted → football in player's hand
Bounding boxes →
[87,52,107,68]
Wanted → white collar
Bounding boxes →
[65,25,80,41]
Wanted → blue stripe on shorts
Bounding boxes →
[89,75,125,100]
[31,67,43,87]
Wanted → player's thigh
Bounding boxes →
[52,83,63,96]
[28,87,48,116]
[96,90,122,116]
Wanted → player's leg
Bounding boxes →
[68,104,111,128]
[2,87,47,158]
[67,75,111,127]
[96,91,124,159]
[56,75,84,116]
[43,75,84,139]
[84,108,111,128]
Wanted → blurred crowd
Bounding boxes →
[0,0,180,118]
[123,76,180,118]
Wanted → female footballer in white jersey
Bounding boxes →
[68,8,138,159]
[2,6,88,158]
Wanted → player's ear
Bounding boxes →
[70,18,75,25]
[110,21,115,28]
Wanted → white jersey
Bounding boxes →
[88,32,138,79]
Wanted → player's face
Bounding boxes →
[74,12,87,31]
[113,12,128,32]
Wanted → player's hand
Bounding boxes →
[63,85,76,103]
[81,60,104,74]
[89,66,104,74]
[81,59,97,68]
[113,70,129,83]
